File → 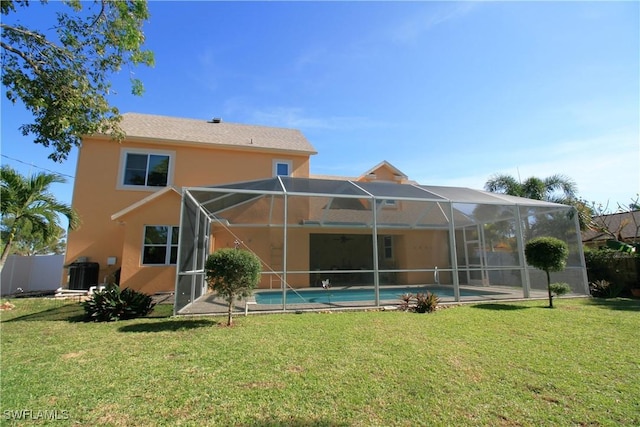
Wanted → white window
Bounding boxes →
[119,149,174,189]
[142,226,179,265]
[273,160,292,177]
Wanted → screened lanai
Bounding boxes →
[174,177,589,315]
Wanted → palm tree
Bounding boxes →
[484,173,577,203]
[484,173,593,231]
[0,165,79,268]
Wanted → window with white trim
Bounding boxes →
[120,150,173,188]
[142,226,179,265]
[273,160,292,177]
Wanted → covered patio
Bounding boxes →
[174,177,589,315]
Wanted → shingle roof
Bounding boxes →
[116,113,317,154]
[583,210,640,243]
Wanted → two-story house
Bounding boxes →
[65,113,316,294]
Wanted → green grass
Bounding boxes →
[1,298,639,426]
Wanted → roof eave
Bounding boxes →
[84,134,317,156]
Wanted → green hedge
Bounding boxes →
[584,248,639,295]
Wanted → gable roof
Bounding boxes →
[109,113,317,155]
[357,161,409,182]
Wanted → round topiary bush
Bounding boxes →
[525,236,569,308]
[205,248,262,326]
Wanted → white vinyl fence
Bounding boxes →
[1,255,64,296]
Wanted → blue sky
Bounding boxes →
[2,1,639,222]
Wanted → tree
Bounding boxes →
[205,248,262,326]
[485,173,577,203]
[484,173,592,231]
[0,165,80,268]
[524,237,569,308]
[1,217,67,256]
[1,0,154,161]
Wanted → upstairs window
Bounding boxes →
[120,149,174,189]
[142,226,179,265]
[273,160,292,177]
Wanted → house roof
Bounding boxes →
[583,210,640,243]
[111,113,317,155]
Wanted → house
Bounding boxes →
[64,113,316,294]
[582,210,640,250]
[65,113,589,311]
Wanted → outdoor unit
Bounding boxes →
[68,262,99,290]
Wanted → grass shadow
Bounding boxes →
[472,303,531,311]
[145,304,174,318]
[586,297,640,312]
[2,303,85,323]
[118,318,218,333]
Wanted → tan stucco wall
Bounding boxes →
[65,136,311,292]
[394,229,451,285]
[118,193,181,295]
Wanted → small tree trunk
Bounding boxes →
[546,270,553,308]
[0,232,15,271]
[227,300,233,326]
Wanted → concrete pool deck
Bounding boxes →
[175,285,559,316]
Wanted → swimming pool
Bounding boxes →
[254,286,502,305]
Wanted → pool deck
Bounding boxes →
[175,285,558,316]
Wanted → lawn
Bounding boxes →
[1,297,639,426]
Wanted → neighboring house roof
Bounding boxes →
[104,113,317,155]
[583,210,640,243]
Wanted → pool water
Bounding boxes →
[254,286,501,305]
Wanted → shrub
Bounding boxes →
[549,282,571,298]
[584,247,639,295]
[205,248,262,326]
[397,292,439,313]
[525,237,569,308]
[415,292,440,313]
[398,293,413,311]
[83,285,155,322]
[589,279,624,298]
